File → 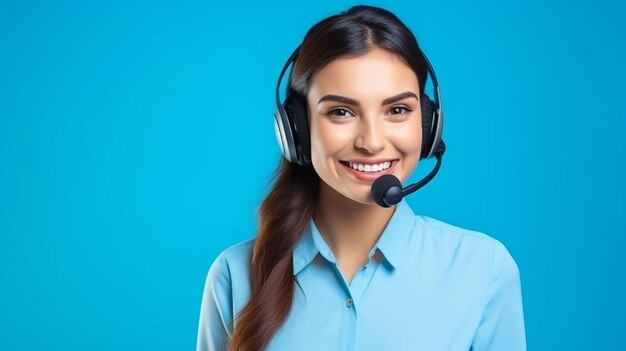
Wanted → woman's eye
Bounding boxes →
[388,105,413,116]
[326,108,354,118]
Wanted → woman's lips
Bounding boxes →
[339,160,398,183]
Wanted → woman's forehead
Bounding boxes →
[307,48,419,101]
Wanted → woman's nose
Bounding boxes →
[355,119,385,154]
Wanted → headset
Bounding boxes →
[273,45,445,167]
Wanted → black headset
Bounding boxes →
[273,46,445,167]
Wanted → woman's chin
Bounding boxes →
[319,181,378,206]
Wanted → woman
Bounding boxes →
[197,5,526,351]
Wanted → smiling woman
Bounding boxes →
[196,5,526,351]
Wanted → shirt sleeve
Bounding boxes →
[471,240,527,350]
[196,253,233,351]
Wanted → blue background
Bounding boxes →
[1,0,624,350]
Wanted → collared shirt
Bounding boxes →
[196,200,526,350]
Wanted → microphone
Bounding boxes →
[371,150,445,208]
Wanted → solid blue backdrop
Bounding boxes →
[1,0,624,350]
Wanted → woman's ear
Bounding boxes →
[284,91,311,166]
[420,93,434,159]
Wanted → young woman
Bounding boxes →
[196,5,526,351]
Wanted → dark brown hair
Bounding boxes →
[228,5,428,350]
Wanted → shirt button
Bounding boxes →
[345,298,353,308]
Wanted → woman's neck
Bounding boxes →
[313,183,396,264]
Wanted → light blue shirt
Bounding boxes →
[196,200,526,350]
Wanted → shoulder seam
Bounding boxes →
[218,238,256,260]
[417,219,498,243]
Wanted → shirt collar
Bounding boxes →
[292,199,416,275]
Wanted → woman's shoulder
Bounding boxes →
[414,214,514,253]
[206,238,256,290]
[213,238,256,266]
[415,214,496,242]
[412,214,520,281]
[199,238,256,333]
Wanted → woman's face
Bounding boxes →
[307,47,423,205]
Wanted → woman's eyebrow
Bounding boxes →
[382,91,419,105]
[317,91,419,106]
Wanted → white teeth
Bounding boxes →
[347,161,392,173]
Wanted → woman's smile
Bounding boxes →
[338,159,399,183]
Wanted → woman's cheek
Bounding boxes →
[316,122,355,154]
[390,124,422,154]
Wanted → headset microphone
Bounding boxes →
[371,141,446,208]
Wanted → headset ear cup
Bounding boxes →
[420,94,435,159]
[284,91,311,165]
